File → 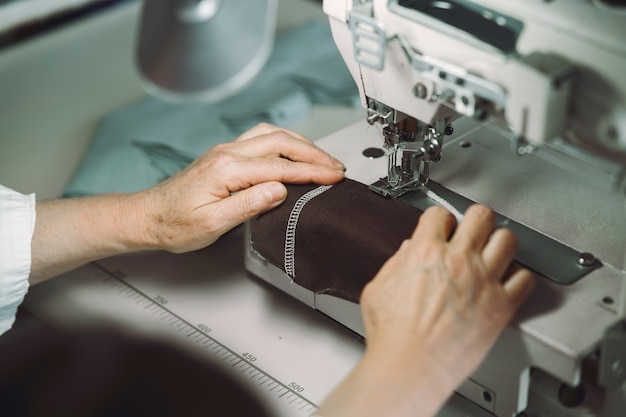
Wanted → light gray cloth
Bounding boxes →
[64,19,359,197]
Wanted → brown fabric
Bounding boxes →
[250,179,423,303]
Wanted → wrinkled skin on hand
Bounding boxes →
[141,123,346,252]
[319,205,535,417]
[364,205,535,399]
[29,123,345,284]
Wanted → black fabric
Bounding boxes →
[251,179,423,303]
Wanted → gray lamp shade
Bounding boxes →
[136,0,277,103]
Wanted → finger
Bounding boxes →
[502,267,536,310]
[450,204,496,250]
[212,182,288,234]
[234,123,312,144]
[231,131,345,171]
[411,205,457,242]
[482,228,518,279]
[225,157,345,193]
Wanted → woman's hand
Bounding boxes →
[140,123,345,252]
[31,124,344,283]
[318,205,535,417]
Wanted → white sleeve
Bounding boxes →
[0,185,35,335]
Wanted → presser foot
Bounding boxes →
[368,176,425,198]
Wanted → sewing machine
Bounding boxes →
[245,1,626,416]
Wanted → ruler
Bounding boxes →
[93,262,318,416]
[24,228,364,417]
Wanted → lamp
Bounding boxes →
[136,0,278,103]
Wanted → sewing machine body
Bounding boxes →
[246,1,626,416]
[325,0,626,155]
[246,117,626,416]
[323,0,626,198]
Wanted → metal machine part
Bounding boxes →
[323,0,626,196]
[368,108,451,197]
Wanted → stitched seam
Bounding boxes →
[284,185,333,279]
[424,188,464,222]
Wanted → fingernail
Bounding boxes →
[266,183,287,203]
[331,158,346,171]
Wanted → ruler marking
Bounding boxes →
[90,262,319,412]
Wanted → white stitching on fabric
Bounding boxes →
[284,185,334,279]
[424,187,464,222]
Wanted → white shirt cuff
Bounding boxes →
[0,185,35,335]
